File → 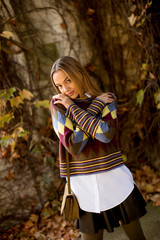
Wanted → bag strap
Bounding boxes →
[66,150,71,194]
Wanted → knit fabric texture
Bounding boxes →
[50,97,124,177]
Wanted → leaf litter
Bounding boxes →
[0,164,160,240]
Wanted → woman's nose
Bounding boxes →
[63,85,70,93]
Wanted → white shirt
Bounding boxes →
[70,165,134,213]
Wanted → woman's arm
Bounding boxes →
[50,100,90,155]
[66,92,115,120]
[51,92,117,155]
[66,100,117,143]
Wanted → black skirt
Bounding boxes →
[76,185,147,234]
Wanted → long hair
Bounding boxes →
[50,56,102,98]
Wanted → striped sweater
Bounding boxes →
[50,96,124,177]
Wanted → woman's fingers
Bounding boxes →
[52,94,74,108]
[97,93,116,103]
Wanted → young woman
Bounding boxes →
[50,56,147,240]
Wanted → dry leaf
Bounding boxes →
[12,152,20,159]
[6,169,15,180]
[0,31,14,39]
[10,96,23,108]
[144,183,155,193]
[87,8,95,15]
[60,22,67,29]
[118,107,129,112]
[128,85,138,91]
[157,102,160,109]
[136,123,144,130]
[19,89,34,100]
[149,72,155,79]
[29,214,39,223]
[128,13,137,26]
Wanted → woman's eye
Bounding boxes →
[67,79,71,83]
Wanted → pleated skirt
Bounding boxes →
[76,185,147,234]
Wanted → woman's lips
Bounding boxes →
[68,91,74,96]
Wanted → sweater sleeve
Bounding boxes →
[50,101,90,155]
[86,98,106,115]
[65,97,106,121]
[66,101,117,143]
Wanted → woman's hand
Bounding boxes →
[52,94,74,109]
[97,92,116,104]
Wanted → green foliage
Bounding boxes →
[154,89,160,104]
[0,87,16,99]
[0,135,12,148]
[136,88,160,108]
[0,112,14,127]
[34,100,50,109]
[136,89,144,106]
[0,87,50,158]
[32,145,44,155]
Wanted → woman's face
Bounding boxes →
[53,70,80,99]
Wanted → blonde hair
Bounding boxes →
[50,56,102,98]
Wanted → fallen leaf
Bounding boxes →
[144,184,155,193]
[29,214,39,223]
[12,151,20,159]
[6,169,15,180]
[128,13,137,26]
[54,215,62,223]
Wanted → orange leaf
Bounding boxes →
[136,123,144,130]
[12,151,20,159]
[19,89,34,100]
[29,214,39,223]
[1,150,8,157]
[6,169,15,180]
[23,220,35,230]
[60,22,67,29]
[128,85,138,91]
[10,96,23,108]
[87,8,95,15]
[9,18,17,25]
[118,107,128,112]
[85,64,96,72]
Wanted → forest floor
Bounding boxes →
[0,165,160,240]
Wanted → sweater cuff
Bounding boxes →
[87,98,106,115]
[65,103,75,120]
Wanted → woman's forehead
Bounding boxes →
[53,70,68,84]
